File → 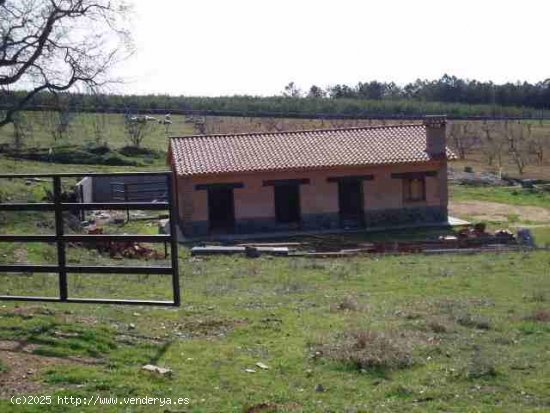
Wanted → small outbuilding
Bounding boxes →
[168,116,456,237]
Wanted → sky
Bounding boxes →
[113,0,550,96]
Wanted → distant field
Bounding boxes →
[0,112,195,153]
[1,112,548,180]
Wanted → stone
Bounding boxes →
[244,368,256,373]
[255,362,269,370]
[141,364,172,376]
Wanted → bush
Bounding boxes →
[467,347,498,379]
[333,295,363,312]
[527,309,550,322]
[0,359,8,373]
[86,143,111,155]
[316,331,414,371]
[101,152,139,166]
[3,145,140,166]
[118,145,160,157]
[427,318,451,333]
[456,313,491,330]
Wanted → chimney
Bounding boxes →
[423,115,447,157]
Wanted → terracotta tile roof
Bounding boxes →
[169,124,456,176]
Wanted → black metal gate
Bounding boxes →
[0,171,180,306]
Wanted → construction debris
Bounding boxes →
[191,245,289,256]
[517,228,536,247]
[237,242,305,248]
[188,224,537,258]
[72,226,165,260]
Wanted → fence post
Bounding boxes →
[53,176,68,301]
[166,172,181,306]
[124,183,130,222]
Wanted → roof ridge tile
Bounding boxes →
[169,123,424,140]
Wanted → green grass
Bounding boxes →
[0,112,195,170]
[450,184,550,210]
[0,252,548,412]
[0,112,195,152]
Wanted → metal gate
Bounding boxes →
[0,171,180,306]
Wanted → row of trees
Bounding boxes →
[292,75,550,108]
[7,109,171,151]
[448,120,548,175]
[2,2,550,129]
[1,90,544,120]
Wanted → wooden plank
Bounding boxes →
[191,246,289,256]
[237,242,304,247]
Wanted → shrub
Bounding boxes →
[456,313,491,330]
[118,145,160,157]
[87,144,111,155]
[427,319,450,333]
[333,295,363,312]
[0,359,8,373]
[316,331,414,371]
[3,145,140,166]
[527,309,550,322]
[467,347,498,379]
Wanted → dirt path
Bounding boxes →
[449,200,550,223]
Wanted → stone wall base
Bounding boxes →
[182,206,448,237]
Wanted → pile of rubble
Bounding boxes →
[448,168,508,186]
[77,226,165,260]
[191,225,536,258]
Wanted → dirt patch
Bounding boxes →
[245,402,301,413]
[0,345,73,397]
[0,338,104,397]
[160,317,248,339]
[449,200,550,223]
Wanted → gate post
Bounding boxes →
[53,176,68,301]
[166,172,181,306]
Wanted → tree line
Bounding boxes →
[1,88,548,120]
[291,74,550,109]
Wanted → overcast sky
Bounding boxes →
[113,0,550,96]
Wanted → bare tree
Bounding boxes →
[506,121,532,175]
[90,112,107,146]
[11,111,32,151]
[124,115,155,148]
[1,0,132,127]
[447,121,475,160]
[479,121,506,168]
[530,126,546,166]
[41,96,74,143]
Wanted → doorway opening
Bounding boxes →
[338,180,364,228]
[208,187,235,232]
[274,184,301,226]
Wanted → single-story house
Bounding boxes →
[168,116,456,237]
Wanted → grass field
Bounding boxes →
[0,250,549,412]
[0,116,549,412]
